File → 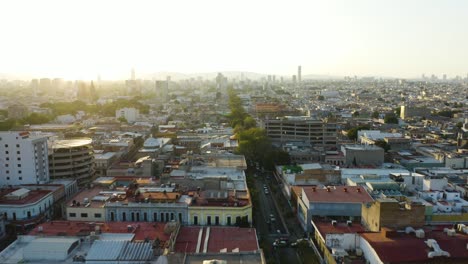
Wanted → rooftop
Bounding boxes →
[29,221,171,242]
[303,186,374,204]
[0,188,52,205]
[360,227,468,263]
[50,138,92,148]
[313,219,367,236]
[174,226,259,254]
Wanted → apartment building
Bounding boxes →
[0,131,49,185]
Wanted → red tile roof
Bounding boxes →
[29,221,170,242]
[303,186,374,203]
[361,227,468,263]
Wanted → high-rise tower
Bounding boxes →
[298,65,302,84]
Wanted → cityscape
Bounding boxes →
[1,1,468,264]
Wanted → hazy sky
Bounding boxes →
[1,0,467,80]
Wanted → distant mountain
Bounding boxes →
[142,71,270,81]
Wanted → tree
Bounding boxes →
[117,116,128,123]
[237,128,270,162]
[317,95,325,101]
[384,113,398,124]
[456,122,463,130]
[374,140,390,152]
[352,111,360,117]
[347,125,370,141]
[22,113,51,125]
[394,107,401,117]
[243,116,256,130]
[372,111,380,119]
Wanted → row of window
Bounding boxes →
[4,144,20,148]
[4,151,21,154]
[4,157,21,161]
[69,213,101,218]
[192,215,246,225]
[5,176,23,180]
[5,170,22,174]
[4,163,22,167]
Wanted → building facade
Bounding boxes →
[0,131,49,185]
[49,138,95,187]
[262,116,337,147]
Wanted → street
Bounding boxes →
[251,168,305,264]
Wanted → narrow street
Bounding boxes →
[250,167,310,264]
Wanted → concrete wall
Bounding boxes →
[361,200,425,232]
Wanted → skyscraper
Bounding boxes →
[298,65,302,84]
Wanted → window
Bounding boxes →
[94,213,102,218]
[17,157,21,161]
[5,151,8,154]
[227,216,231,226]
[193,216,198,225]
[69,213,76,217]
[18,170,21,174]
[110,212,115,221]
[4,144,8,147]
[81,213,88,218]
[6,171,9,174]
[6,177,9,180]
[122,212,126,221]
[5,164,8,167]
[19,177,22,180]
[17,151,20,154]
[215,216,219,225]
[207,216,212,225]
[5,157,9,161]
[16,144,19,148]
[17,164,21,167]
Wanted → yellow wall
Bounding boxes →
[188,204,252,225]
[431,213,468,222]
[66,206,105,222]
[314,230,337,264]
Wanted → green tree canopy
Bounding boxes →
[347,125,370,141]
[384,113,399,124]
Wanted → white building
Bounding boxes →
[115,107,139,123]
[0,131,50,185]
[0,188,54,225]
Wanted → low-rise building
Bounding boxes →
[297,186,374,231]
[0,188,54,231]
[341,144,384,167]
[361,198,425,232]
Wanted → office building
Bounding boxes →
[115,107,139,123]
[298,65,302,84]
[0,132,49,185]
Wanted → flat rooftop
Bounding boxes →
[29,221,171,241]
[303,186,374,204]
[174,226,259,254]
[360,227,468,263]
[313,219,367,236]
[0,188,52,205]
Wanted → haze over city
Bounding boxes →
[1,1,468,264]
[1,0,468,80]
